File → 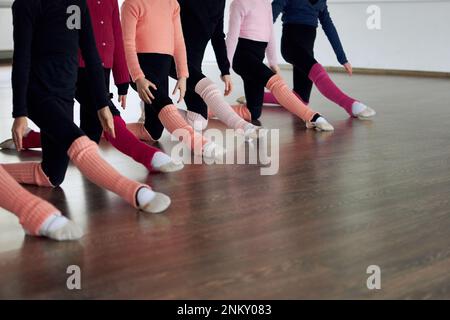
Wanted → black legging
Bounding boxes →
[27,94,84,187]
[169,43,209,120]
[77,68,120,143]
[130,53,175,140]
[281,24,318,104]
[232,38,275,120]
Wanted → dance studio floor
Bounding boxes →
[1,64,450,299]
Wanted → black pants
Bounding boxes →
[130,53,175,140]
[27,94,85,187]
[232,38,275,120]
[281,24,318,104]
[169,43,209,120]
[77,68,120,143]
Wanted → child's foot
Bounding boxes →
[151,152,184,173]
[0,138,15,150]
[137,187,171,213]
[306,116,334,132]
[36,214,83,241]
[203,141,226,160]
[352,102,376,119]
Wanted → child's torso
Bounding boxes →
[235,0,273,42]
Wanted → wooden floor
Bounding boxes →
[1,65,450,299]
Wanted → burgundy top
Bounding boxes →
[79,0,130,88]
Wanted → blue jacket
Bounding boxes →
[272,0,348,64]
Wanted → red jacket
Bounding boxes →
[79,0,130,92]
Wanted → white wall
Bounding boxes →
[1,0,449,72]
[204,0,450,73]
[0,1,13,51]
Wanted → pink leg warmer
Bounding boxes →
[67,136,148,208]
[266,74,317,122]
[0,165,59,235]
[1,162,53,187]
[309,63,356,116]
[104,116,159,172]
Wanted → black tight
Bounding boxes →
[27,95,84,186]
[280,24,318,104]
[169,45,208,120]
[130,53,174,140]
[77,68,120,143]
[232,38,275,120]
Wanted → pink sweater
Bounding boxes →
[121,0,189,81]
[226,0,278,67]
[78,0,129,86]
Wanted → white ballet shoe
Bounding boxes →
[352,102,376,120]
[0,138,16,150]
[306,117,335,132]
[35,215,84,241]
[154,160,184,173]
[44,220,84,241]
[139,192,171,214]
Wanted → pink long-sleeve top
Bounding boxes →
[79,0,130,87]
[120,0,189,82]
[226,0,278,67]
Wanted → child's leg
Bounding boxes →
[308,63,355,116]
[243,78,265,121]
[259,62,312,107]
[194,76,256,131]
[182,89,209,131]
[139,54,224,157]
[293,65,313,104]
[28,97,170,213]
[0,165,82,240]
[103,116,183,172]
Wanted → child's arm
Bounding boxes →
[172,0,189,79]
[318,5,348,65]
[11,0,37,118]
[272,0,287,22]
[111,0,130,97]
[120,0,145,82]
[226,0,245,66]
[210,1,230,77]
[10,0,38,150]
[78,1,111,111]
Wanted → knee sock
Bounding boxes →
[266,74,317,122]
[67,136,147,208]
[263,91,308,106]
[195,77,251,131]
[104,116,160,172]
[1,162,53,187]
[126,123,154,142]
[158,104,207,150]
[308,63,356,116]
[0,165,58,235]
